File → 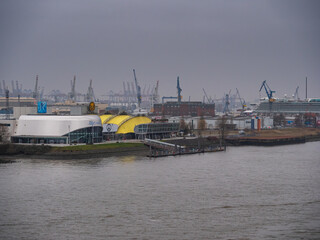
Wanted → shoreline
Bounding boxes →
[0,142,149,161]
[1,128,319,161]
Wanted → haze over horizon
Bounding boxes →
[1,0,319,102]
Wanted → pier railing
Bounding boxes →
[144,138,184,151]
[144,138,224,157]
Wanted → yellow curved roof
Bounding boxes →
[106,115,131,126]
[117,116,151,134]
[100,114,113,124]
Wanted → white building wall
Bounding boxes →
[15,115,102,137]
[102,123,119,133]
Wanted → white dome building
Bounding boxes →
[12,115,102,144]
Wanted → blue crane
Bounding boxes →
[161,76,182,104]
[177,76,182,104]
[259,80,276,102]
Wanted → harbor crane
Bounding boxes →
[11,81,15,96]
[293,86,299,100]
[153,80,159,104]
[223,90,231,114]
[16,81,20,96]
[11,80,22,97]
[127,82,131,95]
[2,80,6,92]
[236,88,247,110]
[162,76,182,104]
[177,76,182,104]
[203,88,213,103]
[123,82,127,95]
[133,69,142,108]
[70,75,76,101]
[32,75,39,100]
[259,80,276,102]
[86,79,95,102]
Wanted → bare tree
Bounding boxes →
[216,116,228,149]
[179,118,190,136]
[304,113,316,127]
[197,116,207,136]
[0,124,9,143]
[274,114,285,127]
[294,114,303,127]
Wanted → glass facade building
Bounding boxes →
[12,126,102,144]
[134,122,180,139]
[66,126,102,144]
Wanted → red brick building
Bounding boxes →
[153,101,215,117]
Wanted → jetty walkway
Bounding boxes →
[144,138,224,158]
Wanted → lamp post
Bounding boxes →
[89,121,95,144]
[68,125,71,145]
[92,124,94,144]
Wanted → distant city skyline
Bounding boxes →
[1,0,319,102]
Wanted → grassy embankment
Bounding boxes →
[245,128,320,139]
[0,142,145,157]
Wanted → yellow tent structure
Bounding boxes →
[117,116,151,134]
[99,114,113,124]
[100,114,151,134]
[106,115,131,126]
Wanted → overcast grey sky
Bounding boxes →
[1,0,319,101]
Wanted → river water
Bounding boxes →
[1,142,320,239]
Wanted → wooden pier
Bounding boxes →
[144,138,224,158]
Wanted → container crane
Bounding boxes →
[16,81,20,96]
[70,75,76,101]
[86,79,95,102]
[127,82,131,95]
[259,80,275,102]
[153,80,159,104]
[32,75,39,100]
[123,82,126,95]
[133,69,142,108]
[11,81,15,96]
[2,80,6,92]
